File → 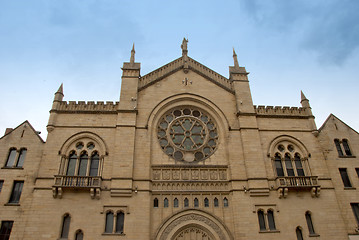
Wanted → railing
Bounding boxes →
[276,176,318,188]
[54,175,101,188]
[276,176,320,198]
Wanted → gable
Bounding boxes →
[0,120,45,143]
[138,56,234,94]
[319,114,358,135]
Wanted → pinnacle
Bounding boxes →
[56,83,63,94]
[301,91,308,101]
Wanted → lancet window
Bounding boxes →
[271,141,308,177]
[60,141,102,177]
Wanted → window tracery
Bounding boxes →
[157,106,218,163]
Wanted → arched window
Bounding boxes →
[257,210,266,231]
[274,153,284,176]
[294,153,304,176]
[116,212,124,234]
[16,148,27,167]
[153,198,158,208]
[334,139,344,156]
[271,139,309,178]
[285,154,294,176]
[174,198,179,208]
[194,198,199,207]
[66,152,77,176]
[296,227,303,240]
[164,198,169,208]
[305,211,316,235]
[267,210,276,230]
[75,230,83,240]
[184,198,189,207]
[342,139,352,156]
[204,198,209,207]
[60,214,71,238]
[214,197,219,207]
[105,212,114,233]
[223,197,229,207]
[78,152,88,176]
[5,148,17,167]
[90,152,99,176]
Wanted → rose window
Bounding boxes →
[157,107,218,162]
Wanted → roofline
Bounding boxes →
[318,113,359,134]
[0,120,45,143]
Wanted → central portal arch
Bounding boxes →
[155,210,233,240]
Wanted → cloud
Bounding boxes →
[240,0,359,65]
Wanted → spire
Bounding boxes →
[233,48,239,68]
[130,43,135,64]
[54,83,64,102]
[301,90,308,102]
[181,38,188,56]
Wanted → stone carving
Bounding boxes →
[210,170,218,180]
[153,170,161,180]
[163,170,171,180]
[159,213,227,240]
[173,170,180,180]
[192,170,199,180]
[182,170,190,180]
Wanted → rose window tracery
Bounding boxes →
[157,107,218,162]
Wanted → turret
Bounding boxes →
[229,49,253,114]
[300,91,318,135]
[118,44,141,111]
[47,83,64,132]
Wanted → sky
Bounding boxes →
[0,0,358,140]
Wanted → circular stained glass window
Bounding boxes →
[157,107,219,162]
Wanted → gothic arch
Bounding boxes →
[146,93,230,132]
[59,131,108,156]
[267,135,309,159]
[154,210,233,240]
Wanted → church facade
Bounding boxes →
[1,40,359,240]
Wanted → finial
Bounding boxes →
[130,43,135,64]
[181,38,188,56]
[301,90,308,102]
[233,48,239,68]
[56,83,63,94]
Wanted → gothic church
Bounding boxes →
[1,39,359,240]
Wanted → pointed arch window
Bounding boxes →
[16,149,27,167]
[75,230,83,240]
[305,211,316,235]
[223,197,229,207]
[271,142,309,178]
[204,198,209,207]
[5,148,17,167]
[334,139,344,156]
[342,139,352,156]
[174,198,179,208]
[164,198,169,208]
[153,198,158,208]
[105,212,114,233]
[274,153,284,176]
[214,197,219,207]
[267,210,276,230]
[184,198,189,207]
[257,210,266,231]
[116,212,125,234]
[90,152,99,176]
[78,152,88,176]
[194,198,199,207]
[296,227,303,240]
[66,152,77,176]
[284,154,294,176]
[60,214,71,239]
[294,153,304,176]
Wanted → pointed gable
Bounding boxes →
[0,120,45,143]
[138,56,234,93]
[319,114,358,135]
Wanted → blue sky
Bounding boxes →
[0,0,358,139]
